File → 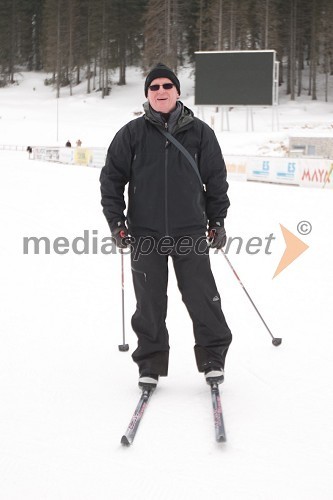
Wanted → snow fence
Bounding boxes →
[31,146,333,189]
[33,146,106,169]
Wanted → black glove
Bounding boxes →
[208,222,227,249]
[112,226,130,249]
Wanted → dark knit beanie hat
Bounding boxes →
[144,63,180,97]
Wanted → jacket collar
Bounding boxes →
[143,101,194,134]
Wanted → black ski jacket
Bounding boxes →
[100,103,230,237]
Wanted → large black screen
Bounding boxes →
[195,51,275,106]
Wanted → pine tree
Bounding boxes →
[321,0,333,100]
[143,0,184,72]
[0,0,17,84]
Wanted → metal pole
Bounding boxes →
[222,250,282,346]
[56,97,59,143]
[118,249,129,351]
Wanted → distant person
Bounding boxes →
[26,146,32,156]
[65,140,71,148]
[100,63,232,390]
[76,139,82,147]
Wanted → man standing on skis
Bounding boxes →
[100,63,232,389]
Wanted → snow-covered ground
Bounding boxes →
[1,66,333,155]
[0,67,333,499]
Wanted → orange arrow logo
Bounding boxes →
[273,224,309,278]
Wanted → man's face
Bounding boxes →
[147,77,179,113]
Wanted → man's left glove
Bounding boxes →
[112,226,130,249]
[208,221,227,249]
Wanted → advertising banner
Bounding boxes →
[246,157,271,182]
[246,157,298,185]
[88,148,107,168]
[74,148,91,166]
[224,156,247,181]
[298,159,333,189]
[33,147,60,162]
[59,148,74,164]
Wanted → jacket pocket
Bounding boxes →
[131,266,147,282]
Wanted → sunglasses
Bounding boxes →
[149,83,174,91]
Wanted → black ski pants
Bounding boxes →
[130,235,232,376]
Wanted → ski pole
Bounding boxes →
[118,249,129,352]
[221,250,282,347]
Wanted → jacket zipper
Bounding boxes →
[164,122,169,236]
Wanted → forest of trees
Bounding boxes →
[0,0,333,100]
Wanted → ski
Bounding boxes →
[210,382,227,442]
[121,387,155,446]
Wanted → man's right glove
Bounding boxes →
[208,222,227,249]
[112,226,130,249]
